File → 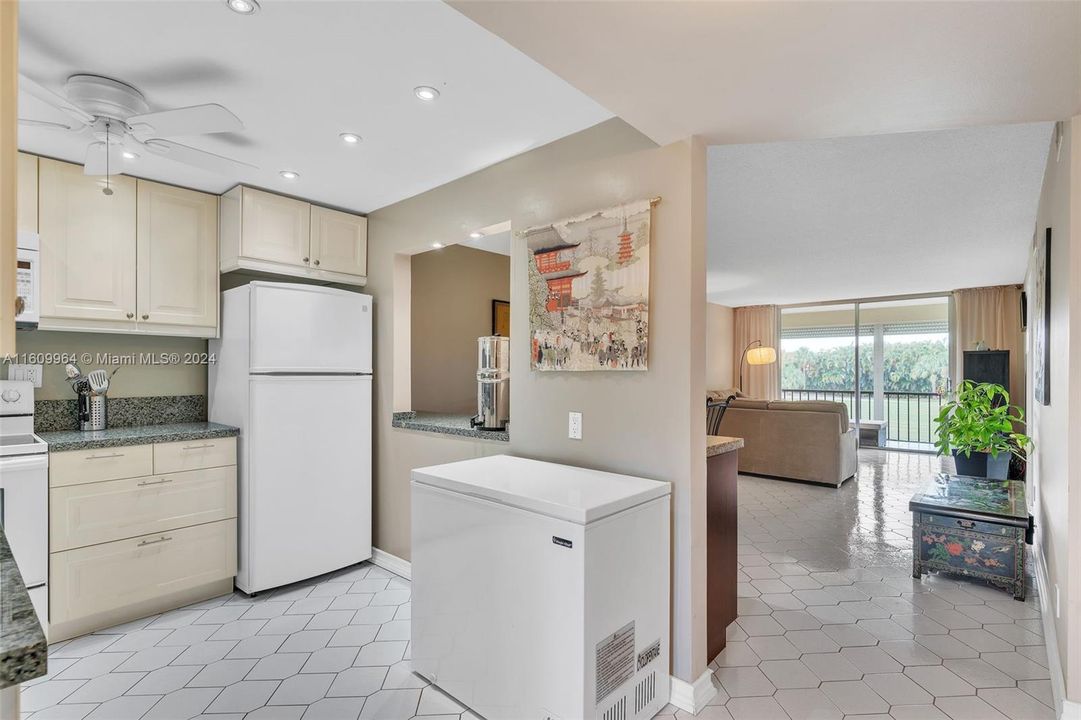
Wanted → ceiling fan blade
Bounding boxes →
[84,142,124,176]
[143,139,257,174]
[19,117,80,131]
[18,73,94,126]
[127,104,243,138]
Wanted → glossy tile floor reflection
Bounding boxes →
[661,449,1054,720]
[24,449,1054,720]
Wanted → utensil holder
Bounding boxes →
[79,393,107,431]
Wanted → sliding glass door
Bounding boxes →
[782,295,951,451]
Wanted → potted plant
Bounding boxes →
[934,380,1032,479]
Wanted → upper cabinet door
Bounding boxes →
[39,159,137,324]
[240,187,311,267]
[310,206,367,277]
[136,180,218,329]
[17,152,38,233]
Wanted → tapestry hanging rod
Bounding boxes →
[513,196,661,237]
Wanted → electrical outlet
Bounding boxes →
[568,411,582,440]
[6,364,43,388]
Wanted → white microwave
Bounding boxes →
[16,230,39,330]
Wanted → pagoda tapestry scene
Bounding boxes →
[526,199,652,371]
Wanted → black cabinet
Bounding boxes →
[963,350,1010,393]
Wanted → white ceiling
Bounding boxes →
[452,1,1081,147]
[706,122,1054,306]
[17,0,612,214]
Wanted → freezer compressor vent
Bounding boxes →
[602,696,626,720]
[634,671,656,714]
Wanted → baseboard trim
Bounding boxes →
[669,669,717,713]
[1031,538,1068,718]
[371,547,411,580]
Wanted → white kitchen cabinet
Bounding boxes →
[38,158,138,330]
[35,156,219,337]
[49,436,238,641]
[136,180,219,333]
[17,152,37,233]
[220,185,367,286]
[310,205,367,277]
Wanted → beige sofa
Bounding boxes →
[716,398,858,487]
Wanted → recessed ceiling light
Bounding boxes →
[469,231,483,239]
[339,133,362,145]
[122,150,138,160]
[226,0,259,14]
[414,86,440,102]
[279,170,299,180]
[431,242,444,249]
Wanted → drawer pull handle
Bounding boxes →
[182,443,215,450]
[137,536,172,547]
[137,478,173,487]
[87,453,124,460]
[956,519,976,529]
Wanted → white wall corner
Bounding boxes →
[371,547,412,580]
[1032,537,1068,718]
[669,668,718,714]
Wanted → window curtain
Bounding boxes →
[732,305,780,400]
[952,285,1025,414]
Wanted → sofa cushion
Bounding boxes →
[728,398,770,410]
[766,400,849,432]
[707,388,747,402]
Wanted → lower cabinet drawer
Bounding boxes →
[154,437,236,474]
[50,445,155,488]
[50,519,237,626]
[50,465,237,552]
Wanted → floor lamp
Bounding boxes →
[738,340,777,394]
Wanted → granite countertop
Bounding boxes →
[392,411,509,443]
[39,422,240,453]
[707,435,744,457]
[0,528,47,689]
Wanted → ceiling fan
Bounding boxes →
[18,73,257,178]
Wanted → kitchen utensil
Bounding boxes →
[87,369,109,395]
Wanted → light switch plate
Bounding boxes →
[568,411,582,440]
[6,364,43,388]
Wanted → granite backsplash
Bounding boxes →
[35,394,207,433]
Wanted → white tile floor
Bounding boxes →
[24,449,1054,720]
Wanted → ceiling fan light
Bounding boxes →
[414,86,440,102]
[226,0,259,14]
[122,150,138,160]
[279,170,299,180]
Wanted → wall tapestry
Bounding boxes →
[1033,228,1051,405]
[525,199,652,371]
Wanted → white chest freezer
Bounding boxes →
[411,455,671,720]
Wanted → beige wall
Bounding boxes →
[0,1,16,356]
[1026,116,1081,707]
[706,303,734,390]
[6,331,208,400]
[411,244,509,414]
[367,119,709,683]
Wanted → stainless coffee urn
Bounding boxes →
[471,336,509,431]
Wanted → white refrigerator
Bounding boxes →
[210,282,373,595]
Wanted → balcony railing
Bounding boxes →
[781,389,942,445]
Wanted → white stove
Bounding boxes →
[0,380,49,627]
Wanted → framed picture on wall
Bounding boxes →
[491,300,510,337]
[1033,228,1051,405]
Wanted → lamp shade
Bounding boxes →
[745,346,777,366]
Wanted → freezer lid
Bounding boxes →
[411,454,670,525]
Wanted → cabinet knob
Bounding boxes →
[142,314,149,320]
[126,312,134,319]
[314,259,320,266]
[303,257,310,263]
